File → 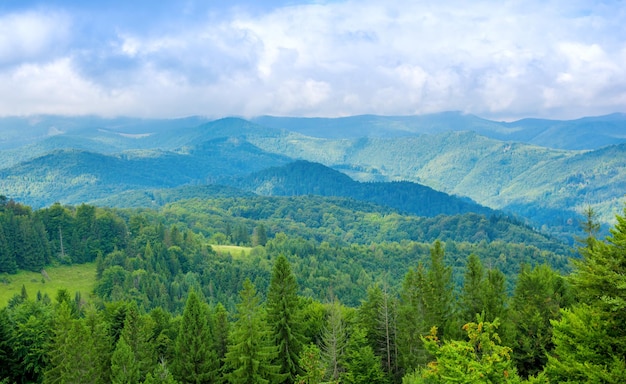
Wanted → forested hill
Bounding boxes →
[1,113,625,241]
[252,112,626,149]
[235,160,495,218]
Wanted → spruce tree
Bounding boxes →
[397,263,429,373]
[174,290,218,384]
[266,254,304,383]
[120,302,156,382]
[320,300,347,382]
[111,337,140,384]
[460,253,485,324]
[424,241,454,338]
[224,279,282,384]
[545,207,626,381]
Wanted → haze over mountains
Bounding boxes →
[0,112,624,243]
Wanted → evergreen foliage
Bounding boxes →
[173,290,218,384]
[224,279,282,384]
[266,255,305,383]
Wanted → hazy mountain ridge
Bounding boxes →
[252,112,626,150]
[0,113,624,239]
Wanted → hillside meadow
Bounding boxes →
[0,263,96,306]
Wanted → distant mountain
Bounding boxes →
[252,112,626,150]
[245,130,626,238]
[0,137,291,208]
[1,113,625,242]
[236,160,494,218]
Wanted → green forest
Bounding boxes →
[1,195,625,383]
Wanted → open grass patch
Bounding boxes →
[0,263,97,307]
[210,244,253,259]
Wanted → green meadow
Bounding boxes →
[0,263,97,307]
[210,244,253,258]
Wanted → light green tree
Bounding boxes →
[404,317,521,384]
[224,279,282,384]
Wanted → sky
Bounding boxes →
[0,0,625,120]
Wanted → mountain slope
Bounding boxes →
[252,112,626,150]
[0,137,291,208]
[246,131,626,234]
[236,160,494,218]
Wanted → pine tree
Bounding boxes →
[341,326,389,384]
[424,241,454,338]
[266,254,305,383]
[483,268,507,324]
[359,284,398,379]
[295,344,325,384]
[397,264,429,373]
[510,264,571,378]
[174,290,218,384]
[460,253,485,324]
[320,300,347,382]
[213,302,230,370]
[144,360,179,384]
[120,303,156,382]
[0,224,17,274]
[224,279,282,384]
[111,337,140,384]
[545,207,626,381]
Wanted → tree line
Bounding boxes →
[2,196,623,382]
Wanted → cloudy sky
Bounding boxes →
[1,0,625,120]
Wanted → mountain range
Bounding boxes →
[0,112,624,243]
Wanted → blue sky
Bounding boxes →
[1,0,624,120]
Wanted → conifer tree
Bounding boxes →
[120,302,156,382]
[544,207,626,381]
[397,264,429,373]
[341,326,389,384]
[143,360,179,384]
[424,241,454,338]
[0,224,17,274]
[225,279,282,384]
[111,337,140,384]
[174,290,218,384]
[295,344,325,384]
[212,302,230,370]
[510,264,571,378]
[320,300,347,382]
[267,254,304,383]
[460,253,485,324]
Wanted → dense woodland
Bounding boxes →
[1,195,625,383]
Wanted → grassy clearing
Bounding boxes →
[210,244,253,258]
[0,263,97,307]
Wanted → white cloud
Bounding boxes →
[0,10,70,65]
[0,0,624,119]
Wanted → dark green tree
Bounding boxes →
[267,254,305,383]
[397,264,429,373]
[460,253,485,324]
[224,279,282,384]
[510,264,572,378]
[173,290,218,384]
[544,206,626,382]
[120,303,156,382]
[424,241,454,338]
[341,326,389,384]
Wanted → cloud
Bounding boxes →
[0,10,70,66]
[0,0,625,119]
